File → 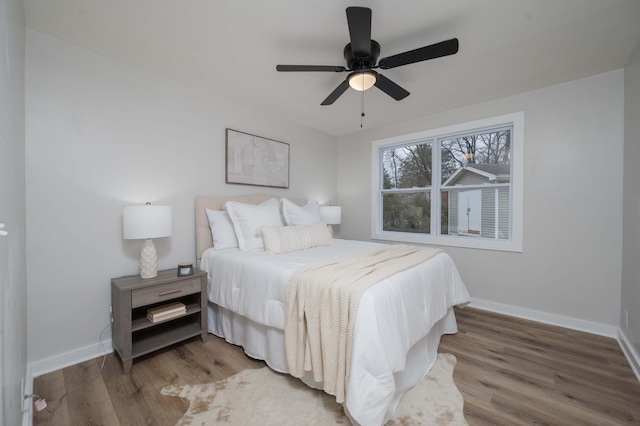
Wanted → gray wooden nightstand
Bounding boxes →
[111,268,208,374]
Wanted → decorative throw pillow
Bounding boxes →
[261,222,333,254]
[281,199,321,226]
[205,209,239,250]
[225,198,283,250]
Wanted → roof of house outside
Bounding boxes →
[467,163,510,178]
[443,162,510,186]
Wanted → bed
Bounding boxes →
[195,194,470,425]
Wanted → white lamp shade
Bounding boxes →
[320,206,342,225]
[123,205,172,240]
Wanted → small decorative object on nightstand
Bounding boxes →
[111,268,207,374]
[177,262,194,276]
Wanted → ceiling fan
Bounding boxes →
[276,6,459,106]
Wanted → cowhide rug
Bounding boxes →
[161,353,467,425]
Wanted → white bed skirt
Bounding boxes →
[207,301,459,425]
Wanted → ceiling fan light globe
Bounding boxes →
[348,71,377,91]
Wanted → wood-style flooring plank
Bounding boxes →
[439,307,640,425]
[101,350,183,426]
[61,357,119,426]
[33,308,640,425]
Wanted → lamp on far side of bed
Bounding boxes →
[320,205,341,235]
[123,203,172,279]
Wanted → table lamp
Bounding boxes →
[123,203,172,279]
[320,205,341,235]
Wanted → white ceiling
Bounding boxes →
[22,0,640,136]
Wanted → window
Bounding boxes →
[372,112,523,252]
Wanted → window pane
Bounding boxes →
[441,129,511,184]
[441,187,510,240]
[382,192,431,233]
[381,143,432,189]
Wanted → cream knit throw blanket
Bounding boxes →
[285,244,442,403]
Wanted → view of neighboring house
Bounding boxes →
[443,163,510,239]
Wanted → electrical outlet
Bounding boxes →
[624,310,629,329]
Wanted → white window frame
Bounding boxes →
[371,112,524,252]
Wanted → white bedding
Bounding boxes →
[201,239,470,425]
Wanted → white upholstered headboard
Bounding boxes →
[194,194,305,267]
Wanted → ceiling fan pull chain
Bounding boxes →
[360,90,366,128]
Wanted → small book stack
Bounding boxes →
[147,302,186,323]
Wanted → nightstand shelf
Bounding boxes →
[131,320,203,358]
[111,269,208,374]
[131,301,201,332]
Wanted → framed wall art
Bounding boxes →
[225,129,290,188]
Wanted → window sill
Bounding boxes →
[371,231,523,253]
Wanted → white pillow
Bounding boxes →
[261,222,333,254]
[281,199,321,226]
[225,198,283,250]
[205,209,239,250]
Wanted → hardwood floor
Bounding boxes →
[32,307,640,425]
[439,308,640,425]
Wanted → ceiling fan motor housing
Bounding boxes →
[344,40,380,71]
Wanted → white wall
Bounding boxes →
[0,0,27,424]
[25,29,338,372]
[621,40,640,373]
[337,70,624,331]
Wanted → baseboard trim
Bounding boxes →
[469,298,618,338]
[29,338,113,379]
[618,329,640,383]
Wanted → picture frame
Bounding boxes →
[225,129,290,188]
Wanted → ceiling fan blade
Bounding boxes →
[374,74,410,101]
[321,80,350,105]
[277,65,346,72]
[378,38,459,69]
[346,7,372,57]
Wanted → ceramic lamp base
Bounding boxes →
[139,239,158,279]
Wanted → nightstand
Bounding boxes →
[111,268,208,374]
